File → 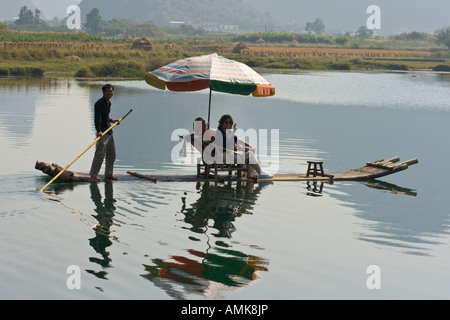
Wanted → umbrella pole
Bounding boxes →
[207,88,212,129]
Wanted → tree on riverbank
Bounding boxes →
[305,18,325,35]
[355,26,374,38]
[14,6,49,31]
[435,27,450,48]
[85,8,102,34]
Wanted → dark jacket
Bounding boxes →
[94,97,112,134]
[216,127,237,151]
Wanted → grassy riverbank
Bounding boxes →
[0,31,449,78]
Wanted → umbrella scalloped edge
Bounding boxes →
[145,73,166,90]
[145,53,275,97]
[253,84,275,97]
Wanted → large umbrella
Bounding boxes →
[145,53,275,128]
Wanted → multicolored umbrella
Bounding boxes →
[145,53,275,127]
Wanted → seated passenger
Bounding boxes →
[193,117,215,142]
[214,114,272,178]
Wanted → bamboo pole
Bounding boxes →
[396,158,419,167]
[39,109,133,193]
[382,156,400,164]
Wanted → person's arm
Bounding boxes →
[203,129,215,142]
[237,138,252,149]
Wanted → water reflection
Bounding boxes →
[272,71,450,112]
[86,182,117,280]
[0,77,93,175]
[142,248,268,299]
[305,179,417,198]
[360,179,417,197]
[329,180,438,256]
[306,181,325,197]
[0,79,40,148]
[140,181,270,299]
[180,181,267,240]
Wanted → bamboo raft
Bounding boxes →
[35,156,418,183]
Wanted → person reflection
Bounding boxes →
[86,182,116,279]
[181,180,264,239]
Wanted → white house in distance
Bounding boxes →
[169,20,239,33]
[202,22,239,33]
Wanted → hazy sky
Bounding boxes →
[0,0,81,20]
[1,0,448,34]
[247,0,450,34]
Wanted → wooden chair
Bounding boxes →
[183,134,251,179]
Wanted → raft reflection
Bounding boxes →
[141,181,270,299]
[180,181,268,239]
[304,180,417,198]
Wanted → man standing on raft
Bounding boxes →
[89,84,120,182]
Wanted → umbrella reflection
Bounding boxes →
[142,248,268,299]
[141,180,270,299]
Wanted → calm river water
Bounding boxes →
[1,71,450,300]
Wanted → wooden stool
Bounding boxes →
[306,161,324,177]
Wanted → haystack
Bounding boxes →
[123,35,136,43]
[131,36,154,51]
[64,55,82,61]
[232,41,249,53]
[256,37,266,45]
[164,42,180,50]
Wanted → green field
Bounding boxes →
[0,30,449,78]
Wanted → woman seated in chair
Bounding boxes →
[214,114,272,178]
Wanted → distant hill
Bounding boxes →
[79,0,278,31]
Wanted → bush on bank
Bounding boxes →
[0,66,44,77]
[75,61,146,78]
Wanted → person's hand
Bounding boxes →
[97,131,103,137]
[233,123,237,132]
[112,119,120,125]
